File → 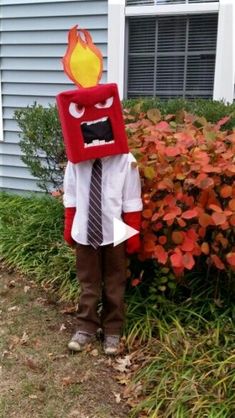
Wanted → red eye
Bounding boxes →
[69,102,85,118]
[95,97,113,109]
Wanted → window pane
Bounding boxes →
[188,15,218,51]
[127,14,217,99]
[129,17,156,54]
[186,55,216,91]
[158,16,187,52]
[156,56,185,92]
[128,56,155,93]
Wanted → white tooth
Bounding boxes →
[92,140,100,145]
[83,117,108,126]
[84,143,88,148]
[99,140,105,145]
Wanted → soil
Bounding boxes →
[0,265,130,418]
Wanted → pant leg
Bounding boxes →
[76,244,102,334]
[101,243,127,335]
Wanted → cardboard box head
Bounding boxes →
[56,83,129,163]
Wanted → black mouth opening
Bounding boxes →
[81,117,114,147]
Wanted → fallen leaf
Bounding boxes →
[61,376,76,386]
[114,355,132,373]
[59,323,66,332]
[90,348,99,357]
[24,357,42,371]
[24,285,30,293]
[8,306,20,312]
[28,394,38,400]
[20,331,29,345]
[113,392,121,404]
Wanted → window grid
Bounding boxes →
[127,14,218,99]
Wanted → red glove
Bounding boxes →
[64,207,76,246]
[122,211,142,254]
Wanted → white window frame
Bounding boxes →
[108,0,235,103]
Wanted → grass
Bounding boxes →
[124,287,235,417]
[1,192,235,417]
[0,193,78,302]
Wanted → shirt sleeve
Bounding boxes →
[122,153,143,213]
[63,161,77,208]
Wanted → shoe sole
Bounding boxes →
[103,347,118,356]
[68,341,84,352]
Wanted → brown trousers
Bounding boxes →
[76,243,126,335]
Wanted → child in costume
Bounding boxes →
[56,26,143,355]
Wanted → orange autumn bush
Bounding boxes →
[125,108,235,277]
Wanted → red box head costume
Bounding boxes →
[56,26,129,163]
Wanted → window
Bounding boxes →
[126,14,218,98]
[126,1,218,5]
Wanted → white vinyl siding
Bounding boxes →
[0,0,108,193]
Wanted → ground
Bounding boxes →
[0,265,131,418]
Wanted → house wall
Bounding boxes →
[0,0,108,193]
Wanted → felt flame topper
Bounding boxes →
[62,26,103,88]
[56,25,129,163]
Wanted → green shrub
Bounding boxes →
[14,104,66,193]
[14,99,235,192]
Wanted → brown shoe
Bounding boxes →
[68,331,95,352]
[103,335,120,355]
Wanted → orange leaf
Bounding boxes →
[151,212,160,222]
[182,253,195,270]
[132,278,141,287]
[181,209,198,219]
[170,252,183,268]
[198,227,206,238]
[211,254,225,270]
[199,213,213,228]
[226,253,235,267]
[181,237,195,252]
[215,115,231,128]
[143,209,153,219]
[172,231,184,245]
[158,235,167,245]
[201,242,210,255]
[230,215,235,226]
[209,204,223,213]
[199,177,214,190]
[177,218,186,228]
[228,199,235,211]
[165,146,181,157]
[153,222,163,231]
[163,207,182,221]
[155,121,171,131]
[144,240,156,252]
[154,245,168,265]
[220,185,232,198]
[211,212,227,225]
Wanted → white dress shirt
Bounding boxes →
[63,152,143,245]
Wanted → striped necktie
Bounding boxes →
[87,158,103,249]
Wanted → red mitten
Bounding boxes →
[122,211,142,254]
[64,207,76,246]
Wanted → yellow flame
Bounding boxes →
[62,26,103,88]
